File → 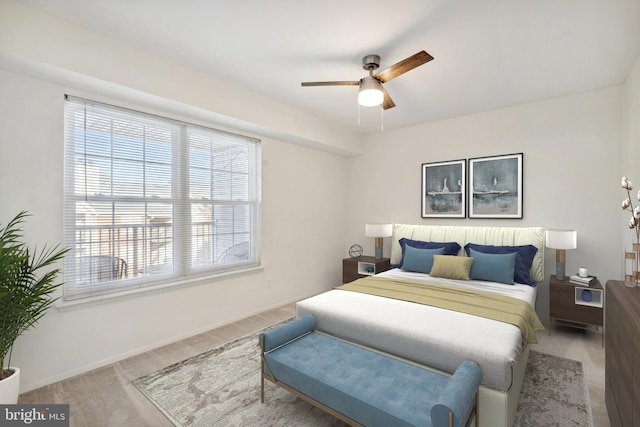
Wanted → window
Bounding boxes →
[63,96,261,301]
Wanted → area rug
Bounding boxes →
[513,351,593,427]
[134,325,593,427]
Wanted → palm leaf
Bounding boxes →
[0,211,69,379]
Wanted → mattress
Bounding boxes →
[296,268,538,392]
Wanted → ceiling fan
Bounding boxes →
[301,51,434,110]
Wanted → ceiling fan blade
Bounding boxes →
[382,87,396,110]
[374,51,434,83]
[301,81,359,87]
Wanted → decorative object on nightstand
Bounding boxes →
[569,268,596,286]
[342,256,390,284]
[620,176,640,287]
[348,244,363,258]
[365,223,392,260]
[569,274,596,286]
[545,229,577,281]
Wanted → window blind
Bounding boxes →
[63,96,261,301]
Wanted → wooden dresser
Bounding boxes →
[605,280,640,427]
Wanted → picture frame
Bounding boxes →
[468,153,523,219]
[421,159,466,218]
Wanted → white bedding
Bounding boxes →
[296,268,538,392]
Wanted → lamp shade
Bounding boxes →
[545,229,577,250]
[358,76,384,107]
[365,223,392,238]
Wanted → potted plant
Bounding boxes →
[0,211,68,403]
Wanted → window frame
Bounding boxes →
[62,95,261,302]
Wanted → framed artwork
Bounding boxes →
[421,159,466,218]
[468,153,523,219]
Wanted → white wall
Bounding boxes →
[0,0,361,157]
[623,56,640,197]
[620,55,640,281]
[348,88,623,320]
[0,68,348,392]
[621,56,640,196]
[0,0,355,392]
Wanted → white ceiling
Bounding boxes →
[20,0,640,134]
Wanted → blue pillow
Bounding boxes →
[464,243,538,287]
[468,249,517,285]
[395,238,461,268]
[401,246,445,274]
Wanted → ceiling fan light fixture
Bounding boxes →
[358,76,384,107]
[301,51,433,111]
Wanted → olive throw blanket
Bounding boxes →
[337,276,544,345]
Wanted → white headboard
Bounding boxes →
[390,224,545,283]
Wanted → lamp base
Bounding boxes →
[374,237,384,260]
[556,261,566,281]
[374,245,383,260]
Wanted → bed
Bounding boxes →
[296,224,545,427]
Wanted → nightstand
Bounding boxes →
[549,274,604,342]
[342,256,390,284]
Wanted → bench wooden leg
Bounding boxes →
[260,373,264,403]
[465,391,479,427]
[475,391,479,427]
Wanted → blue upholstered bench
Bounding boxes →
[260,315,481,427]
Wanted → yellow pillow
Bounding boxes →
[430,255,473,280]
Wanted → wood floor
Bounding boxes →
[19,303,608,427]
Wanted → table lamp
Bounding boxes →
[365,223,392,260]
[545,229,577,281]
